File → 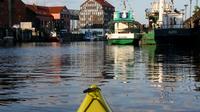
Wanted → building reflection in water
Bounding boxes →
[48,43,62,83]
[0,46,27,105]
[0,42,200,111]
[105,45,135,82]
[0,42,64,106]
[143,45,200,103]
[190,49,200,92]
[69,42,106,84]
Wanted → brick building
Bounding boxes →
[79,0,114,37]
[0,0,27,27]
[26,5,71,33]
[79,0,114,28]
[0,0,70,32]
[26,4,54,31]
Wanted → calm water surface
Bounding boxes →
[0,42,200,112]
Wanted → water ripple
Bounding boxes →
[0,43,200,111]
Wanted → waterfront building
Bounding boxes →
[48,6,70,32]
[26,4,54,32]
[69,9,80,34]
[0,0,73,42]
[0,0,27,28]
[79,0,115,38]
[0,0,71,31]
[26,5,71,33]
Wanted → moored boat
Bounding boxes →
[141,30,156,45]
[48,31,60,42]
[145,0,194,46]
[155,28,193,45]
[107,0,141,45]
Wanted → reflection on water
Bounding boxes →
[105,46,134,81]
[142,46,200,111]
[0,42,200,112]
[154,46,200,86]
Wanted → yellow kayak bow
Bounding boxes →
[77,85,112,112]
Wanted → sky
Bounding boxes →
[22,0,198,24]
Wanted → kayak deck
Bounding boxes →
[77,85,112,112]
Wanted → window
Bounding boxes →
[119,12,128,19]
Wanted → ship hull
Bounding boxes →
[141,30,156,45]
[107,33,140,45]
[154,28,199,46]
[108,38,134,45]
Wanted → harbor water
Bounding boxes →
[0,42,200,112]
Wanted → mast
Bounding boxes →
[123,0,127,11]
[158,0,165,27]
[122,0,128,19]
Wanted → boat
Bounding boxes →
[145,0,200,46]
[84,30,102,41]
[146,0,193,46]
[48,31,60,42]
[142,1,161,45]
[84,30,96,41]
[77,85,112,112]
[141,30,156,45]
[107,0,141,45]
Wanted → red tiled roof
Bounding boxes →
[26,4,52,17]
[96,0,114,8]
[48,6,65,13]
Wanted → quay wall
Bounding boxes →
[0,27,85,43]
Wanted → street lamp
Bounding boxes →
[181,9,185,28]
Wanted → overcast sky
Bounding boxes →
[22,0,197,24]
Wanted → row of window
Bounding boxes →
[80,2,113,11]
[80,9,102,13]
[86,6,99,10]
[81,6,113,11]
[86,2,97,7]
[61,14,70,18]
[80,11,103,16]
[79,17,103,21]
